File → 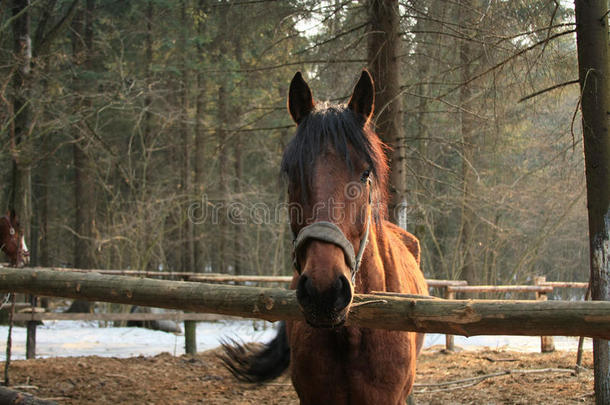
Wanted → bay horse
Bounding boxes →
[0,210,30,267]
[222,70,428,404]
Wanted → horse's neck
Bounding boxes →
[354,223,388,293]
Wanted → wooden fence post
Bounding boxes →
[25,295,37,359]
[576,284,592,373]
[444,288,455,351]
[535,277,555,353]
[184,320,197,355]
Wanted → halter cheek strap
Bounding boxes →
[292,185,372,284]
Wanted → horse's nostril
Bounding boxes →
[296,274,315,306]
[332,275,352,312]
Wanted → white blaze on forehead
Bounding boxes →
[21,236,28,253]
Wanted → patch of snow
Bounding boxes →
[0,320,276,360]
[0,321,592,360]
[423,333,592,353]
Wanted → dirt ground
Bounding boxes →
[1,346,594,404]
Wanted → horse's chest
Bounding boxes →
[290,324,415,404]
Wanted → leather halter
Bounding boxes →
[292,182,372,284]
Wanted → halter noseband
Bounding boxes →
[292,183,372,284]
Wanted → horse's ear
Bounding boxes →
[288,72,315,124]
[348,69,375,122]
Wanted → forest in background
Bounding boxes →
[0,0,587,297]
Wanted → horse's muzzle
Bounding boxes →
[296,274,352,328]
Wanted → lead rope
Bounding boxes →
[351,182,372,284]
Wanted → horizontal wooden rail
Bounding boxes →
[188,274,291,283]
[12,266,468,288]
[447,285,554,293]
[37,268,212,278]
[539,281,589,289]
[12,312,233,322]
[1,268,609,339]
[16,267,287,280]
[425,279,468,287]
[0,266,584,290]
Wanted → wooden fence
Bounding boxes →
[0,267,600,359]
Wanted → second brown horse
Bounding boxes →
[0,210,29,267]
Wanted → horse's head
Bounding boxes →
[282,71,388,328]
[0,210,30,267]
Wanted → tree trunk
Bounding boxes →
[217,83,229,274]
[179,3,197,346]
[410,0,448,279]
[194,0,207,272]
[193,84,206,272]
[144,0,153,140]
[233,133,242,275]
[73,0,96,271]
[38,155,50,267]
[180,0,195,273]
[214,1,231,275]
[574,2,610,403]
[10,0,33,245]
[456,0,482,287]
[73,143,95,271]
[366,0,406,227]
[69,0,96,313]
[142,0,154,179]
[194,70,206,272]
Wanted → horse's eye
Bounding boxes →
[360,169,371,183]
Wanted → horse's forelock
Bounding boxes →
[280,104,388,220]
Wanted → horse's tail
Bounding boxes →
[220,321,290,383]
